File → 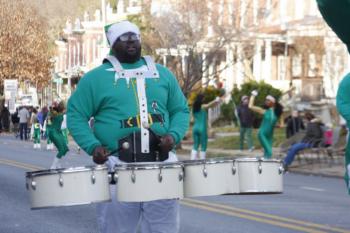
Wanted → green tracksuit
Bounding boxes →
[47,113,69,158]
[258,108,278,158]
[67,58,190,155]
[192,109,208,152]
[33,123,41,144]
[317,0,350,193]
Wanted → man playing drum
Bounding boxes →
[67,20,189,233]
[316,0,350,194]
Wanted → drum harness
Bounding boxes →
[104,56,169,181]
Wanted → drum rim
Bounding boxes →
[235,157,282,163]
[182,158,234,165]
[25,165,108,178]
[115,161,183,170]
[30,198,112,210]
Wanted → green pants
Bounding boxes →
[49,129,69,158]
[239,127,253,150]
[61,128,69,145]
[192,129,208,152]
[258,131,273,158]
[46,130,52,144]
[33,128,41,144]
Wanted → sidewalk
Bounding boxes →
[179,141,345,179]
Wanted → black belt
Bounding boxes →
[120,114,164,128]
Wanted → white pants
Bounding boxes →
[97,153,180,233]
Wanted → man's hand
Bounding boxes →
[159,134,175,153]
[92,146,109,164]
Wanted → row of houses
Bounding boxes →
[54,0,349,102]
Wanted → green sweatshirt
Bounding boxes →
[67,58,190,155]
[317,0,350,193]
[316,0,350,53]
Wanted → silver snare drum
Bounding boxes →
[26,166,111,209]
[114,162,184,202]
[183,158,240,197]
[236,158,284,194]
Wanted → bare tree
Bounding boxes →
[0,0,53,94]
[138,0,273,96]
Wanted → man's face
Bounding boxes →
[242,98,249,105]
[111,32,141,63]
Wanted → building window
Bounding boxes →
[278,56,286,81]
[308,53,316,77]
[292,55,302,77]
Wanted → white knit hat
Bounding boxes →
[241,95,248,101]
[105,21,140,46]
[266,95,276,103]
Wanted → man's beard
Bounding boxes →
[115,48,141,63]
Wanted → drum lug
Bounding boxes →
[258,163,262,174]
[131,169,136,183]
[25,181,29,190]
[108,174,112,183]
[178,171,184,182]
[232,161,237,175]
[31,180,36,190]
[158,168,163,183]
[203,164,208,178]
[91,168,96,184]
[279,165,284,174]
[59,174,64,187]
[114,172,119,183]
[232,166,237,175]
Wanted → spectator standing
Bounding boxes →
[18,106,30,140]
[237,95,254,151]
[323,123,333,147]
[11,109,20,137]
[285,110,305,138]
[1,106,10,132]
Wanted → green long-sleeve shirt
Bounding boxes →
[316,0,350,125]
[67,58,190,155]
[316,0,350,53]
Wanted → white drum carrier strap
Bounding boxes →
[105,55,159,153]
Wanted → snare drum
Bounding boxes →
[114,162,184,202]
[26,166,111,209]
[183,158,239,197]
[236,158,284,194]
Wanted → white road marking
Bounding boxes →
[300,186,325,192]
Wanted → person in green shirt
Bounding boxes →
[249,90,283,158]
[316,0,350,194]
[49,101,69,169]
[191,93,221,160]
[67,21,189,233]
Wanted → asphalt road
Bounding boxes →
[1,135,350,233]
